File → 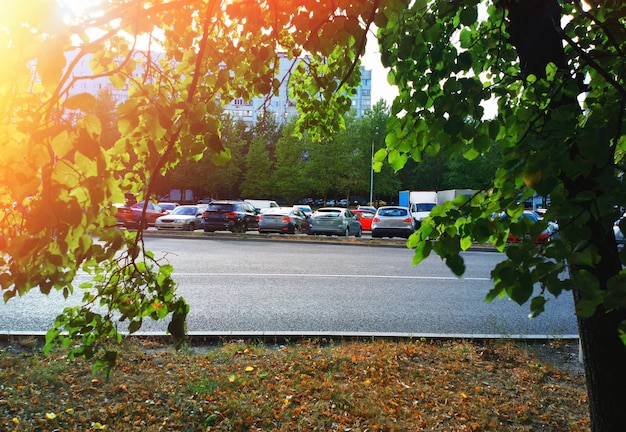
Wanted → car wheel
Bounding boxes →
[187,222,195,231]
[343,227,350,237]
[355,226,362,238]
[372,230,380,238]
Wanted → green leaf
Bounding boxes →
[529,296,546,318]
[457,51,473,71]
[507,276,533,305]
[411,239,432,264]
[459,5,478,27]
[445,254,465,276]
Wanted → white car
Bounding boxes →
[244,199,279,214]
[293,204,312,218]
[155,205,206,231]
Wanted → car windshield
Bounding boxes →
[172,206,197,216]
[415,203,436,212]
[379,208,408,217]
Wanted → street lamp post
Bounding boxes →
[369,138,374,206]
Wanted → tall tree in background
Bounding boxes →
[377,1,625,429]
[241,136,274,198]
[272,120,312,205]
[204,115,247,199]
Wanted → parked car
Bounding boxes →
[155,205,206,231]
[371,206,415,239]
[352,209,376,231]
[115,201,167,229]
[244,199,279,214]
[201,200,258,233]
[506,210,551,244]
[308,207,362,237]
[258,207,311,234]
[358,205,377,213]
[293,204,313,218]
[614,215,626,248]
[157,202,179,213]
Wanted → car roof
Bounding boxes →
[264,207,292,213]
[209,200,243,204]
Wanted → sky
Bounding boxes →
[362,31,399,106]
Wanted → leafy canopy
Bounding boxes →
[0,0,401,370]
[377,0,626,333]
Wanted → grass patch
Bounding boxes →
[0,338,589,431]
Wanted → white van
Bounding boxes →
[244,199,279,214]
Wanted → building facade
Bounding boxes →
[222,53,372,126]
[64,50,371,126]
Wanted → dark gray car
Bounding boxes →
[258,207,310,234]
[308,207,362,237]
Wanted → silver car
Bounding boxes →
[155,205,206,231]
[371,206,415,239]
[308,207,362,237]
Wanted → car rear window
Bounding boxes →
[379,208,408,217]
[207,204,234,211]
[315,210,341,217]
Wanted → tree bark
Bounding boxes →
[575,297,626,430]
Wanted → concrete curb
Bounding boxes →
[0,331,579,344]
[140,229,501,252]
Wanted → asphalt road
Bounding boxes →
[0,234,579,338]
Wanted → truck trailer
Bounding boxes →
[399,189,476,226]
[398,190,438,226]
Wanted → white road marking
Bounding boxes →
[172,273,491,281]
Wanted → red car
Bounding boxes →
[506,210,551,244]
[115,201,167,229]
[352,209,376,231]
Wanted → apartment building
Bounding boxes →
[63,50,371,126]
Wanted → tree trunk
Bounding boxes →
[575,298,626,431]
[563,127,626,430]
[561,126,626,431]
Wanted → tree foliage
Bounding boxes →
[0,0,391,371]
[3,0,625,427]
[376,0,625,428]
